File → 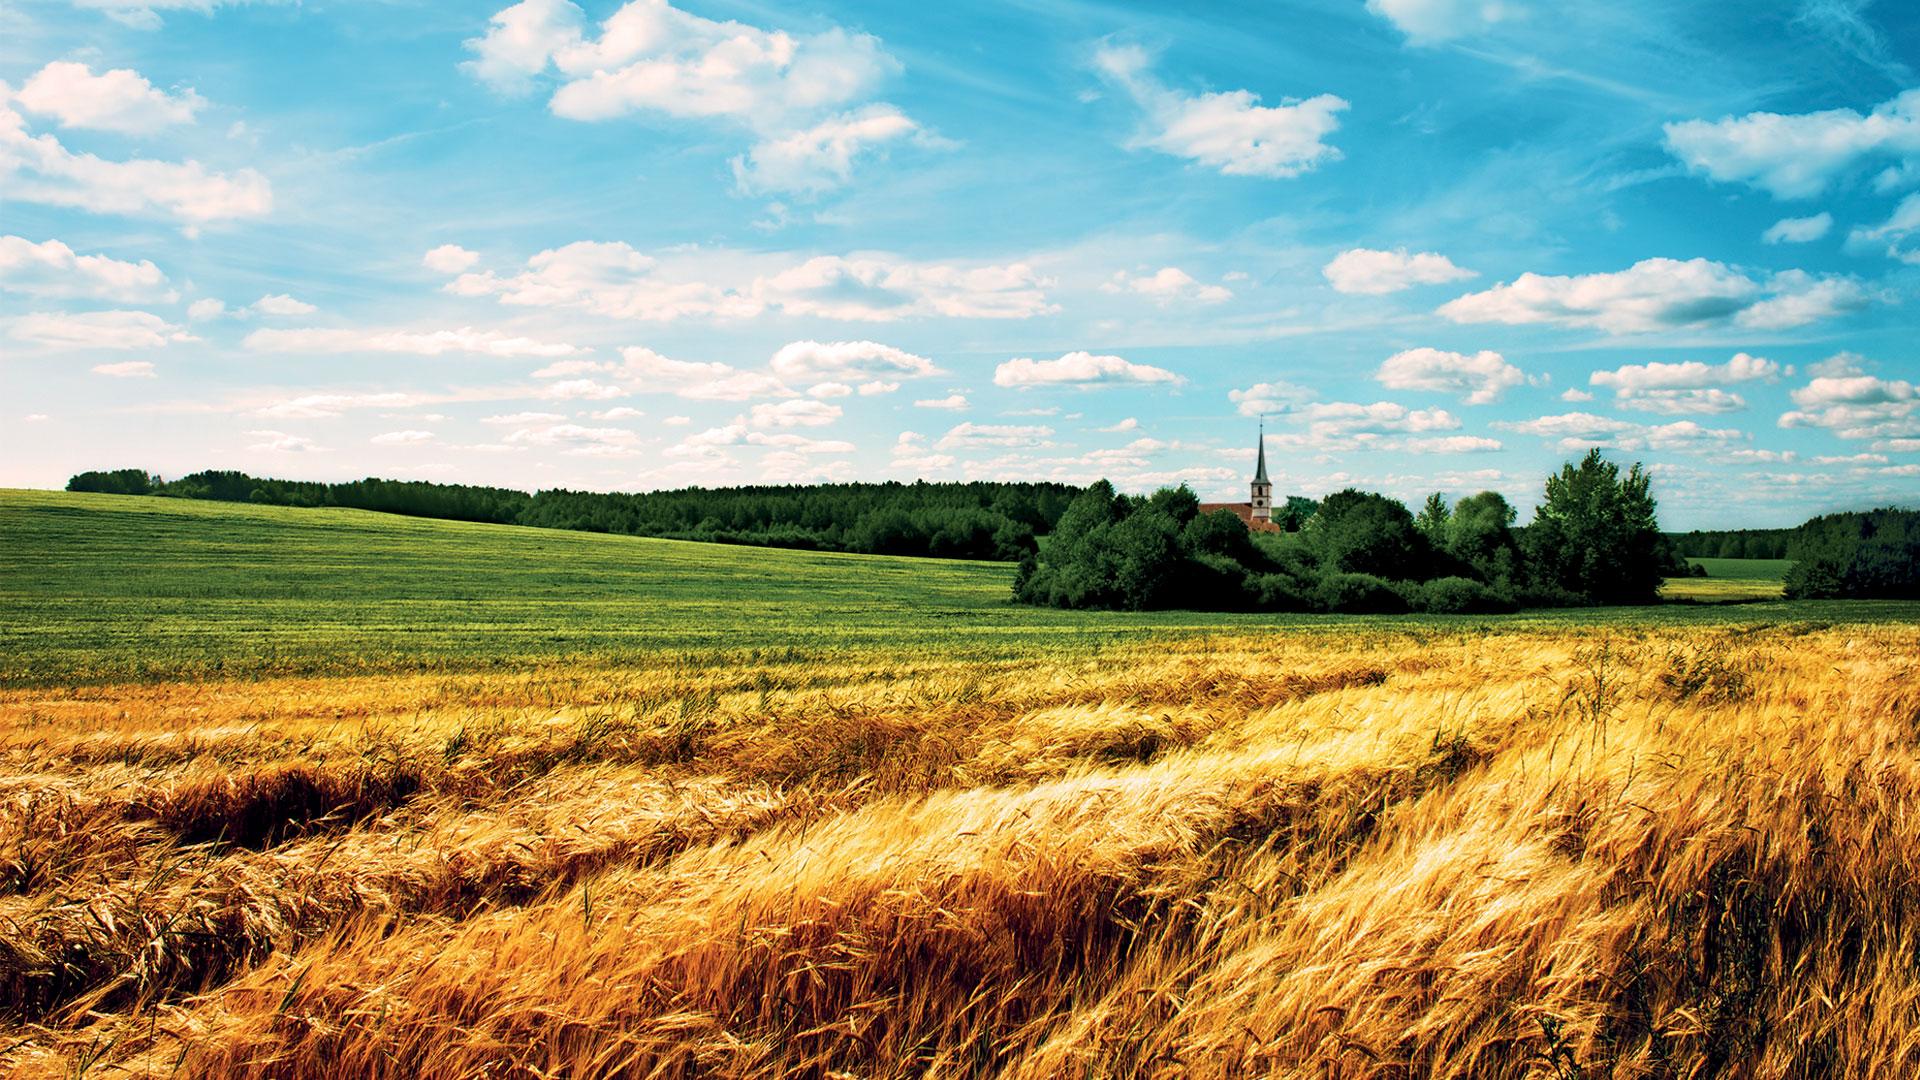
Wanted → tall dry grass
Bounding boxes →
[2,624,1916,1077]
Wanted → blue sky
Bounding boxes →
[3,0,1918,528]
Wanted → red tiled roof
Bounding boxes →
[1196,502,1283,532]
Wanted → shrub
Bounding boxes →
[1414,576,1517,614]
[1783,508,1920,599]
[1316,573,1408,614]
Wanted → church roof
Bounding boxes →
[1253,426,1269,484]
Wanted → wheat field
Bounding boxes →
[4,618,1918,1078]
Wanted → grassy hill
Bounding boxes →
[3,489,1913,685]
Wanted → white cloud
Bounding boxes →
[1438,257,1868,333]
[0,98,271,225]
[482,410,569,425]
[1780,373,1919,441]
[1588,352,1780,414]
[591,406,646,420]
[1323,248,1475,294]
[663,415,691,425]
[253,393,426,420]
[251,293,316,316]
[1101,266,1232,305]
[536,378,625,401]
[768,338,939,380]
[10,309,192,349]
[503,420,643,456]
[1099,417,1140,433]
[1227,380,1314,417]
[936,422,1055,450]
[1762,212,1833,244]
[446,242,1053,322]
[617,346,790,401]
[187,297,226,320]
[807,381,851,398]
[914,394,968,410]
[858,380,899,396]
[1495,412,1745,453]
[1375,347,1521,405]
[1093,44,1347,179]
[756,255,1055,321]
[1846,192,1920,263]
[468,0,900,125]
[91,359,157,378]
[1366,0,1515,43]
[732,106,920,195]
[1560,388,1594,402]
[0,235,174,302]
[1403,434,1502,453]
[993,350,1184,388]
[244,326,581,357]
[247,429,329,453]
[749,399,841,428]
[15,61,203,133]
[531,358,612,378]
[423,244,481,274]
[1664,89,1920,199]
[371,429,435,445]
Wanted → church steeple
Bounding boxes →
[1250,423,1272,522]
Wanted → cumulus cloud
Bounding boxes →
[1093,44,1347,179]
[371,429,435,445]
[914,394,968,410]
[251,293,316,316]
[1762,212,1833,244]
[444,242,1053,322]
[732,106,920,195]
[768,339,939,381]
[0,235,174,302]
[15,61,202,133]
[757,255,1055,321]
[0,97,271,225]
[1101,267,1232,305]
[10,309,192,349]
[255,393,427,420]
[1780,372,1919,441]
[1323,248,1475,294]
[244,326,582,357]
[993,350,1184,388]
[1375,347,1521,405]
[1437,257,1869,333]
[91,360,157,378]
[1588,352,1780,414]
[464,0,916,194]
[1495,412,1746,453]
[1366,0,1516,43]
[936,422,1055,451]
[1227,380,1314,417]
[749,399,842,428]
[1664,89,1920,199]
[423,244,481,273]
[247,429,329,453]
[1099,417,1140,433]
[1846,192,1920,264]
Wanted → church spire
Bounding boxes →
[1250,422,1272,523]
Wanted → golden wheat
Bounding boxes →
[2,623,1915,1078]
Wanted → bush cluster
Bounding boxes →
[1017,450,1683,613]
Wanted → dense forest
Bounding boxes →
[65,469,1079,562]
[1664,526,1796,560]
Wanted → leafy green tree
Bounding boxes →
[1445,491,1523,591]
[1415,493,1451,544]
[1522,449,1665,604]
[1306,489,1435,580]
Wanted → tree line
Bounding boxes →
[65,469,1079,562]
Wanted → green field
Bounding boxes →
[1,489,1909,685]
[1688,557,1794,580]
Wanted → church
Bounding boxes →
[1197,426,1284,532]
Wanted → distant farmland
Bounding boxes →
[4,490,1919,1077]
